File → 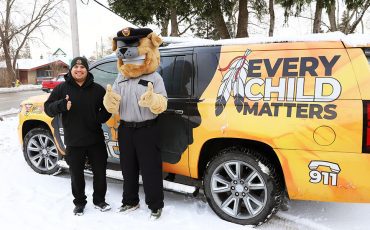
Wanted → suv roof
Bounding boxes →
[166,32,370,49]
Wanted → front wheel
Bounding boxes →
[203,148,281,225]
[23,128,60,174]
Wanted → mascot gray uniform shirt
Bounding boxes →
[112,72,167,122]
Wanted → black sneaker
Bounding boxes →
[118,204,140,214]
[94,202,111,212]
[73,205,85,216]
[150,208,162,220]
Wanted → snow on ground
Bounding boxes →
[0,84,42,94]
[1,115,370,230]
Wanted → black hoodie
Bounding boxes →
[44,72,111,147]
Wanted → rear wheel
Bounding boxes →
[203,147,281,225]
[23,128,60,174]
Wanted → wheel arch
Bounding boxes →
[198,138,286,191]
[22,119,51,140]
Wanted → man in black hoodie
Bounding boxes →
[44,57,112,216]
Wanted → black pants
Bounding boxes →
[118,122,164,211]
[65,142,108,206]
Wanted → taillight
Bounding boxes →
[367,103,370,149]
[364,101,370,153]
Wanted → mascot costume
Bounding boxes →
[103,27,167,219]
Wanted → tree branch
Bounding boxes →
[349,0,370,33]
[178,23,194,36]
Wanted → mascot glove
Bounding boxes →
[103,84,121,114]
[138,82,167,114]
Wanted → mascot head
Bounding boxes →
[112,27,162,78]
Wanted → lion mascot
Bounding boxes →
[103,27,167,219]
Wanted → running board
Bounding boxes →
[56,160,197,195]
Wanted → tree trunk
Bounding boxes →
[313,0,323,33]
[160,17,169,37]
[170,6,179,37]
[328,0,337,31]
[236,0,248,38]
[210,0,230,39]
[1,39,16,87]
[268,0,275,37]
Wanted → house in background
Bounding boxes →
[53,48,67,58]
[0,58,69,84]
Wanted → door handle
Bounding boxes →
[166,109,184,115]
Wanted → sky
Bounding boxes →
[30,0,142,61]
[27,0,370,62]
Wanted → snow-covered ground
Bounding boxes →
[0,84,41,94]
[1,115,370,230]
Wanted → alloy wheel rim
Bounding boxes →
[27,134,58,171]
[210,160,268,219]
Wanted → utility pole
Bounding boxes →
[69,0,80,57]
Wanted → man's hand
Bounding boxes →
[138,82,154,108]
[65,95,71,111]
[103,84,121,114]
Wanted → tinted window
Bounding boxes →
[157,56,192,98]
[363,48,370,65]
[194,48,221,98]
[90,61,118,87]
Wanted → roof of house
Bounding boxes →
[0,58,69,71]
[53,48,67,56]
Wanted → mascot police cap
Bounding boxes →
[113,27,153,44]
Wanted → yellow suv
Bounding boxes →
[18,34,370,225]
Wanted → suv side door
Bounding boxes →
[157,49,195,169]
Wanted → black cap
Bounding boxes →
[113,27,153,44]
[70,57,89,70]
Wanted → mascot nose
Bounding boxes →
[119,47,128,55]
[123,47,139,59]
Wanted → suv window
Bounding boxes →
[157,55,192,98]
[90,61,118,87]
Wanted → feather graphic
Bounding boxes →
[216,49,252,116]
[215,75,232,116]
[233,67,247,112]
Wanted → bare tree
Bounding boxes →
[49,61,67,77]
[0,0,64,87]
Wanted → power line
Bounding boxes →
[79,0,137,28]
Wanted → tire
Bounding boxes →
[203,147,281,226]
[23,128,61,174]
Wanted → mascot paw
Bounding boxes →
[104,84,121,114]
[138,82,154,107]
